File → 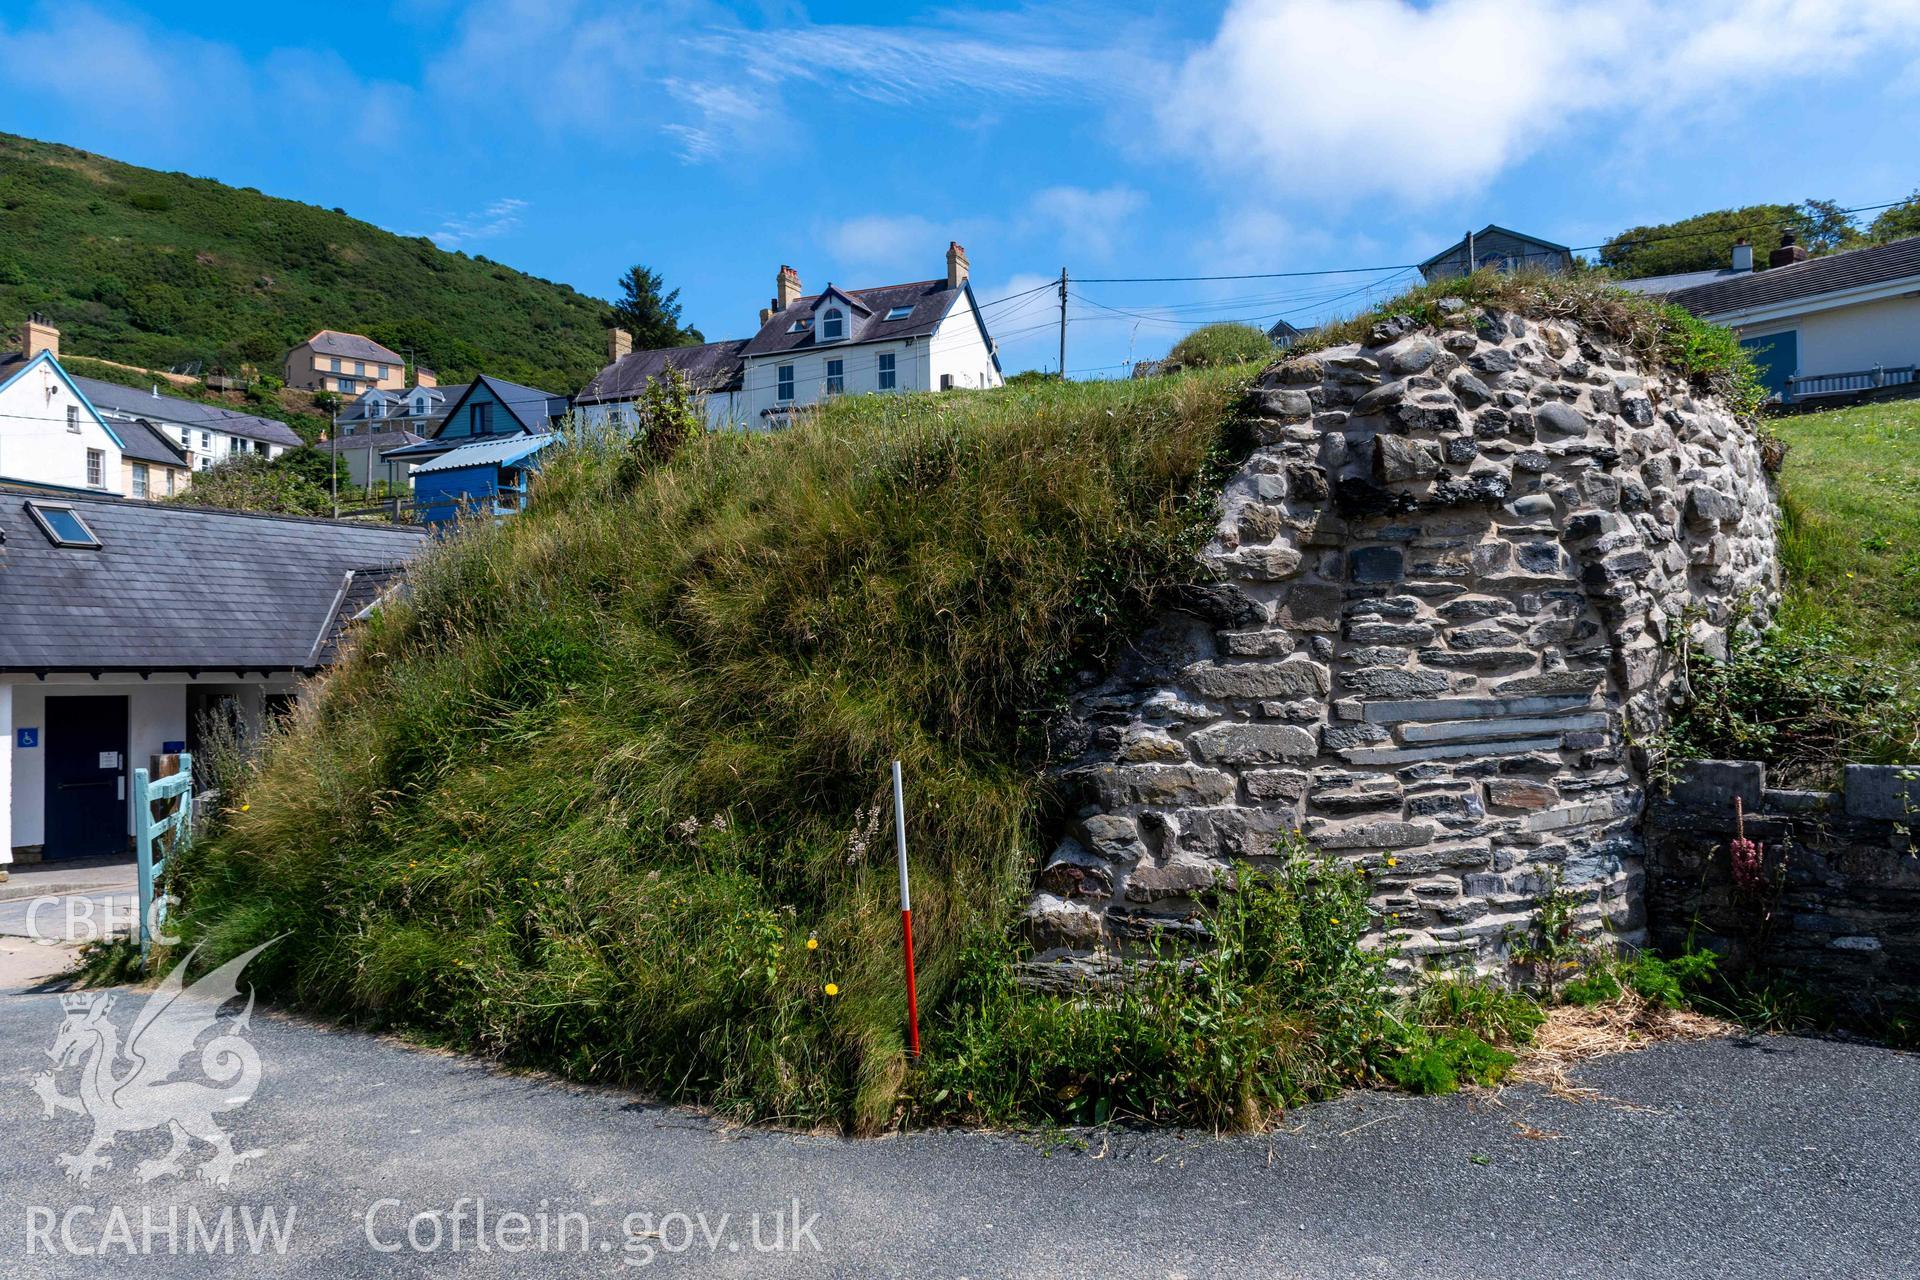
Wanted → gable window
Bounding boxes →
[776,365,795,402]
[66,404,81,434]
[132,462,149,498]
[825,359,845,396]
[885,305,912,321]
[85,448,104,487]
[877,352,896,391]
[26,501,101,548]
[821,308,844,341]
[470,401,493,435]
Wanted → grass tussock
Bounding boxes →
[165,369,1259,1131]
[1161,322,1276,374]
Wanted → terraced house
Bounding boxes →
[577,241,1003,430]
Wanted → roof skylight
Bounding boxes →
[26,501,101,549]
[885,305,913,320]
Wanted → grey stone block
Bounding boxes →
[1339,736,1563,766]
[1308,819,1436,850]
[1188,722,1319,765]
[1667,759,1766,811]
[1184,658,1329,700]
[1359,693,1593,723]
[1843,764,1920,820]
[1400,712,1609,744]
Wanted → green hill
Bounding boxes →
[0,132,612,392]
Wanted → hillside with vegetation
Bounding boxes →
[150,274,1908,1131]
[0,132,613,392]
[1600,195,1919,278]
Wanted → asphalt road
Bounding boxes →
[0,963,1914,1279]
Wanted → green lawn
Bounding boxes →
[1773,398,1920,665]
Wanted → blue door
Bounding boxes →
[1740,331,1798,400]
[43,696,128,859]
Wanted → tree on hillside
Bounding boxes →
[1867,193,1920,243]
[1599,200,1861,278]
[610,264,700,350]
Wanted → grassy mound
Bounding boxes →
[1162,322,1275,373]
[168,370,1256,1130]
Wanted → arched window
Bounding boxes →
[821,308,844,341]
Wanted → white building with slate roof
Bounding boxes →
[576,242,1002,431]
[0,489,424,865]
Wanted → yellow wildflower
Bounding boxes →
[806,937,819,951]
[824,983,840,997]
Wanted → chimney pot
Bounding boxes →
[776,264,803,311]
[946,240,969,289]
[1769,231,1809,269]
[607,326,633,363]
[1731,238,1754,273]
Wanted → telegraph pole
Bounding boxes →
[1057,267,1068,377]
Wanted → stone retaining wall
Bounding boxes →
[1645,760,1920,1011]
[1028,304,1779,979]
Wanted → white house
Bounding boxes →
[0,488,425,865]
[1620,234,1920,402]
[575,242,1003,431]
[76,373,303,472]
[0,323,125,495]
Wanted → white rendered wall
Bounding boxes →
[0,360,123,491]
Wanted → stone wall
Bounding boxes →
[1028,303,1780,979]
[1646,760,1920,1011]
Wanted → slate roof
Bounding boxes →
[441,374,569,436]
[575,340,750,404]
[1419,225,1572,272]
[0,487,425,671]
[116,418,190,467]
[411,432,558,475]
[741,279,965,357]
[303,330,405,364]
[1610,267,1747,298]
[306,565,409,667]
[70,375,303,447]
[326,428,425,455]
[1658,236,1920,318]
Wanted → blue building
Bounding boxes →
[380,375,568,526]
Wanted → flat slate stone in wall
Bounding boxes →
[1646,760,1920,1011]
[1026,308,1781,978]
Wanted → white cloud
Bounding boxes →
[1024,185,1145,259]
[821,214,947,276]
[1159,0,1920,204]
[427,198,529,248]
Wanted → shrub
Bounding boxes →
[1162,323,1274,373]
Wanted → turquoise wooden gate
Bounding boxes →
[133,754,193,955]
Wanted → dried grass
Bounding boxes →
[1509,993,1736,1102]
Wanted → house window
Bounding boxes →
[339,378,357,394]
[197,457,211,472]
[330,357,341,372]
[877,352,896,391]
[825,359,844,395]
[777,365,794,402]
[939,374,954,391]
[199,431,211,451]
[885,305,912,321]
[26,501,101,548]
[371,400,386,419]
[132,462,149,498]
[413,398,427,416]
[355,361,366,375]
[470,402,493,434]
[166,470,176,496]
[786,318,812,334]
[85,448,103,487]
[821,308,844,341]
[66,404,81,434]
[179,427,191,448]
[377,363,389,380]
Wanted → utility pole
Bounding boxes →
[1057,267,1068,378]
[330,406,338,520]
[1466,227,1476,276]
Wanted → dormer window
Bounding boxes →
[821,308,845,341]
[885,305,912,321]
[787,318,812,334]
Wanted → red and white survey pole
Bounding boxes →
[892,759,922,1059]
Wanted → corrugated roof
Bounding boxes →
[304,330,406,364]
[740,279,964,357]
[72,375,303,447]
[0,488,425,670]
[575,340,749,404]
[1663,236,1920,317]
[411,432,558,475]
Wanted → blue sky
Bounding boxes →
[2,0,1917,379]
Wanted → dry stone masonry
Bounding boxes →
[1030,303,1780,979]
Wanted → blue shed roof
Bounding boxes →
[411,432,558,475]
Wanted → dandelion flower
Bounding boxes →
[240,803,250,812]
[806,937,819,951]
[1385,856,1398,868]
[824,983,839,997]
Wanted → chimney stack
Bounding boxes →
[607,326,633,363]
[1769,231,1809,269]
[21,314,58,361]
[946,241,969,289]
[775,264,803,312]
[1731,238,1754,273]
[415,366,438,389]
[759,306,775,326]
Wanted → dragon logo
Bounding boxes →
[31,941,277,1187]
